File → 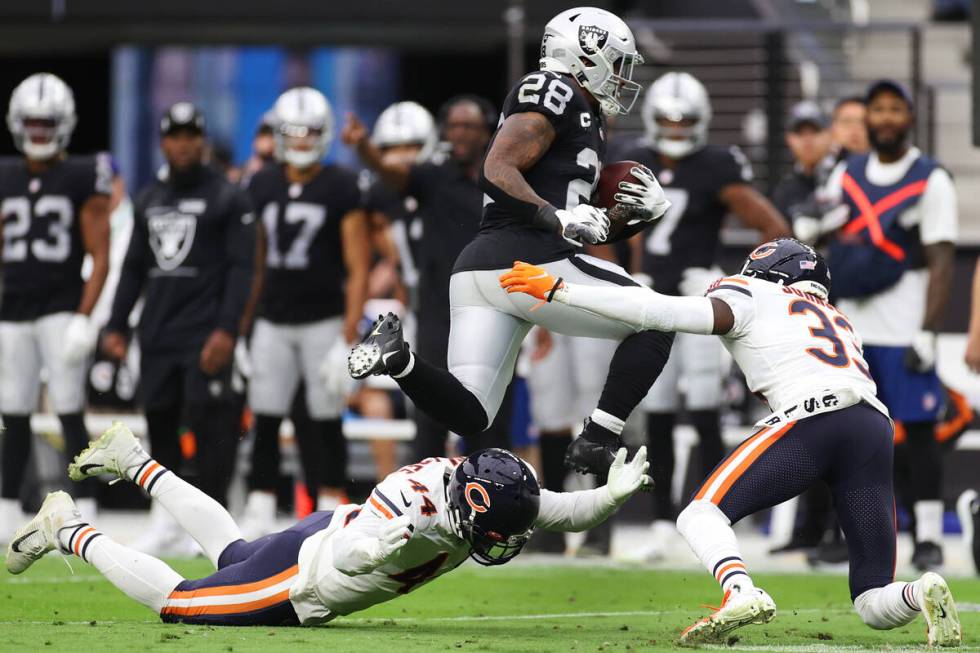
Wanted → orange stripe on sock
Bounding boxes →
[166,565,298,600]
[161,588,291,617]
[694,427,772,501]
[710,422,796,505]
[369,496,394,520]
[714,562,745,582]
[139,462,161,488]
[73,527,95,557]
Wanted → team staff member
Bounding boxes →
[807,80,957,571]
[0,73,112,540]
[103,102,255,507]
[342,95,514,457]
[771,102,833,220]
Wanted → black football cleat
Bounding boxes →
[348,312,410,379]
[564,419,622,475]
[912,540,944,572]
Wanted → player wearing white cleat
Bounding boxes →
[920,572,962,647]
[6,491,81,575]
[678,584,776,645]
[68,420,149,483]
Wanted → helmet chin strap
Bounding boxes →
[23,139,60,161]
[656,137,698,159]
[284,149,320,169]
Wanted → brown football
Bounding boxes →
[594,160,644,243]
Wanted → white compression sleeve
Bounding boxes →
[555,284,716,335]
[534,487,619,532]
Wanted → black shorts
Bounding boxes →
[141,348,234,410]
[691,402,895,600]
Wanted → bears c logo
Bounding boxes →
[464,482,490,513]
[749,244,777,260]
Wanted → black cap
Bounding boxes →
[160,102,206,136]
[786,101,827,132]
[865,79,914,109]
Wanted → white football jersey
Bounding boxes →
[706,275,887,418]
[289,456,621,625]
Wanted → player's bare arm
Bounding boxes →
[342,113,411,193]
[922,241,955,333]
[341,208,372,344]
[238,221,266,338]
[481,111,555,210]
[76,193,111,316]
[719,183,791,242]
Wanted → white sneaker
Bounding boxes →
[239,491,276,541]
[679,585,776,644]
[68,421,148,482]
[6,491,80,575]
[920,572,961,647]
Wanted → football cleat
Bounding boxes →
[912,540,944,572]
[919,572,961,647]
[6,491,79,574]
[564,421,622,475]
[348,313,410,379]
[68,421,148,483]
[678,586,776,645]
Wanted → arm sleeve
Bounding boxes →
[919,168,958,245]
[106,199,147,332]
[534,487,620,532]
[216,189,256,335]
[705,278,756,339]
[557,283,716,335]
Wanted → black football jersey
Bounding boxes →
[620,143,752,295]
[247,163,361,324]
[455,71,605,272]
[0,154,112,320]
[362,170,423,290]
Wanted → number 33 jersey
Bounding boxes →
[456,71,604,272]
[246,163,361,324]
[0,155,112,321]
[707,275,886,418]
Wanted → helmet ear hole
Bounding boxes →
[579,56,597,68]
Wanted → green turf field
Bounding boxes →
[1,557,978,652]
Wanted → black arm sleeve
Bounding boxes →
[215,189,256,335]
[106,200,148,333]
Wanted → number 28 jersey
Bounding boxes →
[708,274,886,417]
[0,154,112,320]
[246,163,361,324]
[456,71,604,272]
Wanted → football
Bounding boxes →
[594,160,645,243]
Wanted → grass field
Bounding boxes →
[1,557,978,652]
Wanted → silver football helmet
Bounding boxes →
[539,7,644,117]
[6,73,77,161]
[642,72,712,159]
[273,87,334,169]
[371,101,437,162]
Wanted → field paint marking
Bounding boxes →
[344,609,828,623]
[702,646,980,653]
[4,574,104,585]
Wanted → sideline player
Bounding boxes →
[238,87,370,534]
[0,73,112,538]
[500,238,961,647]
[625,72,789,552]
[6,422,650,625]
[349,7,672,476]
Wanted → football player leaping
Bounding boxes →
[501,238,961,647]
[349,7,672,476]
[6,422,650,626]
[0,74,112,540]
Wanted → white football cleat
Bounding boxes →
[679,585,776,644]
[6,491,80,575]
[68,421,148,482]
[920,572,961,647]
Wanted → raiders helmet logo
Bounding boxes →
[749,244,777,260]
[578,25,608,55]
[464,482,491,514]
[147,207,198,272]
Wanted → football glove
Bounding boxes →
[555,204,609,246]
[321,337,356,398]
[606,446,653,504]
[613,166,671,223]
[62,313,98,365]
[905,330,937,373]
[499,261,564,302]
[234,337,253,379]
